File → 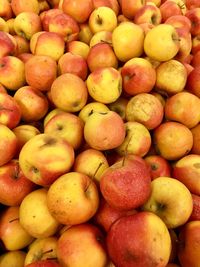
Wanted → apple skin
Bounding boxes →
[86,67,122,104]
[172,154,200,195]
[94,197,137,232]
[84,111,125,151]
[188,194,200,221]
[90,30,112,47]
[126,93,164,130]
[0,160,36,206]
[25,260,60,267]
[121,57,156,95]
[43,108,65,127]
[116,121,152,157]
[41,9,63,31]
[155,59,187,95]
[14,12,42,40]
[0,32,17,58]
[14,35,30,55]
[19,133,75,186]
[30,31,65,61]
[47,172,99,225]
[73,148,109,183]
[142,177,193,228]
[164,92,200,128]
[25,55,57,92]
[14,86,49,122]
[57,224,107,267]
[153,122,193,161]
[191,123,200,154]
[178,221,200,267]
[0,206,34,251]
[44,112,84,150]
[100,155,151,211]
[0,92,21,129]
[11,0,39,16]
[191,50,200,67]
[0,0,13,21]
[17,52,34,63]
[0,124,18,167]
[78,23,93,44]
[0,56,26,90]
[107,211,171,267]
[79,102,110,123]
[144,24,180,61]
[0,17,9,32]
[58,52,88,80]
[0,84,7,93]
[19,188,60,238]
[112,22,144,62]
[186,66,200,98]
[87,43,118,72]
[24,237,58,266]
[160,0,186,22]
[0,251,26,267]
[67,40,90,60]
[144,155,171,180]
[134,2,162,25]
[48,13,79,42]
[121,0,146,19]
[165,15,192,33]
[51,73,88,113]
[186,8,200,36]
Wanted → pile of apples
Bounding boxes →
[1,0,200,266]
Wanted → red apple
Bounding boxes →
[25,260,60,267]
[41,9,63,31]
[0,0,13,21]
[0,32,17,58]
[191,123,200,154]
[186,8,200,36]
[186,66,200,97]
[160,0,186,22]
[121,0,146,19]
[189,194,200,221]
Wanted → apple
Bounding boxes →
[6,18,16,35]
[189,193,200,221]
[174,30,192,63]
[25,260,60,267]
[11,0,39,16]
[47,172,99,225]
[0,32,17,58]
[108,97,128,120]
[185,0,200,9]
[14,35,30,55]
[178,220,200,267]
[0,124,18,167]
[0,251,26,267]
[153,121,193,160]
[84,111,125,150]
[144,24,180,61]
[191,35,200,54]
[25,237,58,266]
[30,31,65,61]
[121,57,156,95]
[47,0,60,8]
[67,40,90,60]
[38,1,50,13]
[0,84,7,94]
[191,123,200,154]
[165,92,200,128]
[19,188,60,238]
[17,52,34,63]
[0,206,34,251]
[40,9,63,31]
[155,59,187,95]
[61,0,94,23]
[43,108,65,127]
[51,73,88,112]
[160,0,187,22]
[134,2,162,25]
[87,43,118,72]
[0,159,36,206]
[0,56,26,90]
[0,17,9,32]
[78,102,110,123]
[48,13,79,42]
[25,55,57,92]
[44,112,84,150]
[94,197,137,232]
[107,211,171,267]
[19,133,75,186]
[89,6,117,33]
[73,148,109,183]
[100,155,151,210]
[0,0,13,21]
[112,22,144,62]
[165,15,192,33]
[86,67,122,104]
[93,0,120,15]
[121,0,146,19]
[142,176,193,228]
[58,52,88,80]
[89,30,112,47]
[151,91,166,106]
[14,86,49,122]
[191,50,200,67]
[116,121,151,157]
[14,12,42,40]
[57,224,107,267]
[144,155,171,180]
[186,66,200,97]
[126,93,164,130]
[172,154,200,195]
[186,8,200,36]
[0,92,21,129]
[78,23,93,44]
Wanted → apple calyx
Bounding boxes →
[40,137,57,148]
[171,32,181,43]
[96,15,103,25]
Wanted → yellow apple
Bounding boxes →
[0,251,26,267]
[79,102,110,123]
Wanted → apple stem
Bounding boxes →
[9,218,19,223]
[122,135,133,167]
[42,249,54,256]
[93,162,104,180]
